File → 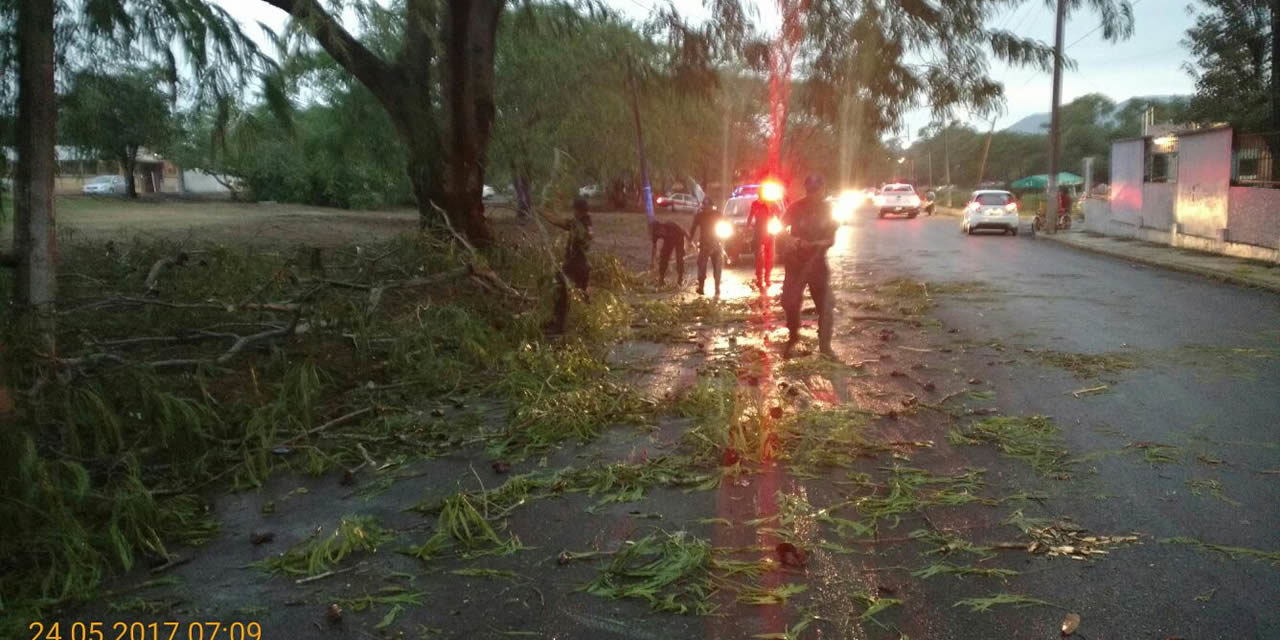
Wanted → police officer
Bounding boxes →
[544,196,592,334]
[745,199,775,289]
[688,201,724,297]
[781,175,837,358]
[649,220,688,287]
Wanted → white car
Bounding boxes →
[656,192,699,213]
[83,174,127,195]
[482,184,496,200]
[578,184,601,197]
[962,190,1020,236]
[875,183,921,218]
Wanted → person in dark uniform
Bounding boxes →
[544,196,592,334]
[745,199,775,289]
[649,220,687,287]
[781,175,837,358]
[688,201,725,297]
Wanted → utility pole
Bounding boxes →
[928,150,934,187]
[977,117,996,185]
[1045,0,1067,234]
[626,55,656,224]
[943,123,952,207]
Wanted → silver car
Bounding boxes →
[83,174,128,195]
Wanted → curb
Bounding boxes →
[1037,232,1280,294]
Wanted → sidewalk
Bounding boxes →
[1040,229,1280,293]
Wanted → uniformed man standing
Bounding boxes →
[688,202,725,297]
[543,196,592,334]
[781,175,837,358]
[649,220,688,287]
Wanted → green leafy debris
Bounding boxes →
[737,583,808,606]
[912,562,1018,580]
[851,591,903,626]
[580,531,718,615]
[1161,537,1280,565]
[258,515,393,576]
[953,593,1053,613]
[949,415,1073,478]
[1032,350,1138,378]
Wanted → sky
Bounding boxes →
[215,0,1201,139]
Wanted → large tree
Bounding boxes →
[61,69,174,199]
[1184,0,1275,132]
[258,0,501,245]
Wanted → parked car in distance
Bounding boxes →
[962,190,1020,236]
[83,174,128,195]
[874,183,921,218]
[578,184,601,197]
[656,192,700,212]
[482,184,496,200]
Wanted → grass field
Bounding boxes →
[0,195,422,249]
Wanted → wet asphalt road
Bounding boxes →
[828,206,1280,638]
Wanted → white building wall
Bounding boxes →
[1109,139,1145,226]
[1174,128,1232,240]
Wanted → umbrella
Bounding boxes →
[1010,172,1083,191]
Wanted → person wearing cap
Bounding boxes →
[781,175,837,358]
[688,200,725,297]
[649,220,688,287]
[745,198,775,289]
[543,196,592,334]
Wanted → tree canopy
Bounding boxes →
[1183,0,1276,132]
[60,68,175,198]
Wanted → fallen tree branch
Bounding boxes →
[144,252,189,295]
[294,563,362,585]
[61,296,300,315]
[280,407,374,446]
[91,330,242,349]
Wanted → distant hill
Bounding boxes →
[1001,95,1187,135]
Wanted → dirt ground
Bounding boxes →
[2,195,687,267]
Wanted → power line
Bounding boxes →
[1065,0,1146,50]
[1012,0,1147,90]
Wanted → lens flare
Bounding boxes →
[766,217,783,235]
[715,220,733,239]
[761,181,785,202]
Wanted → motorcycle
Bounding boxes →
[1033,208,1072,232]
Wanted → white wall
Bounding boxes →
[1110,139,1145,226]
[1175,128,1232,239]
[180,170,236,194]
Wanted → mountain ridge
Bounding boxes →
[1002,94,1188,134]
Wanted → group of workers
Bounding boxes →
[544,175,837,358]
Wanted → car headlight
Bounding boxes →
[766,217,782,235]
[715,220,733,239]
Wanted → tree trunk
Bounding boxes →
[122,146,139,199]
[1271,3,1279,181]
[436,0,501,247]
[13,0,58,351]
[264,0,497,247]
[1272,3,1280,132]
